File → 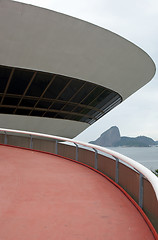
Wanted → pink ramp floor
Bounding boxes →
[0,145,156,240]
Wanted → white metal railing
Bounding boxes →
[0,128,158,206]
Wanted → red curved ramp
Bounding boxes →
[0,145,156,240]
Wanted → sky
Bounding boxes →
[13,0,158,141]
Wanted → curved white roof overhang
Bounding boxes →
[0,0,155,100]
[0,0,156,138]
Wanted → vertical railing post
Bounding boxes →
[4,131,7,145]
[139,173,144,208]
[93,148,98,170]
[114,157,119,184]
[55,140,58,155]
[30,135,33,149]
[74,143,78,161]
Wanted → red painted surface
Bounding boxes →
[0,145,156,240]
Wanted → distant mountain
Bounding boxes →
[90,126,121,147]
[90,126,158,147]
[117,136,155,147]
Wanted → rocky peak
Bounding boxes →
[90,126,121,147]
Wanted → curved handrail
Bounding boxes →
[0,127,158,201]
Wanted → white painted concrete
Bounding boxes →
[0,0,156,137]
[0,0,155,99]
[0,114,89,138]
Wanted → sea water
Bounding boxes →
[109,146,158,171]
[69,143,158,171]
